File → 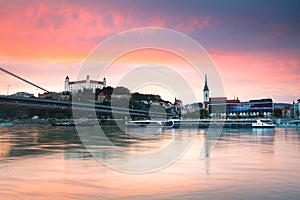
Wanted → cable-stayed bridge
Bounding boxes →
[0,95,174,118]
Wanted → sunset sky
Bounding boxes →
[0,0,299,103]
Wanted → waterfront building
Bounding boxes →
[291,100,300,118]
[184,103,203,113]
[38,92,60,100]
[208,97,274,118]
[173,98,183,115]
[64,75,106,94]
[203,73,274,118]
[174,98,182,106]
[208,97,227,118]
[227,98,248,118]
[96,92,107,103]
[203,74,209,110]
[38,91,71,101]
[248,98,273,117]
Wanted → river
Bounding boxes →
[0,126,300,199]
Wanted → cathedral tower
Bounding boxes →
[203,74,209,110]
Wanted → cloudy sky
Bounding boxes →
[0,0,299,103]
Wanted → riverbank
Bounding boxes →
[0,118,127,127]
[1,118,299,127]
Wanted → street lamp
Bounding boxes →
[7,85,10,96]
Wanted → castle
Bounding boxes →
[64,75,106,93]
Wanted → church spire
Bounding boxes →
[203,74,209,91]
[203,74,209,110]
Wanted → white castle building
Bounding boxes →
[64,75,106,93]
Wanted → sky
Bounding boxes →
[0,0,299,103]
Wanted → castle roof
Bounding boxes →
[69,80,104,85]
[66,75,105,85]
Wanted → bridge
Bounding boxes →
[0,95,175,118]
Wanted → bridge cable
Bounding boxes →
[0,66,51,94]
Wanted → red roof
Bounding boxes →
[69,80,85,84]
[174,99,182,104]
[227,99,240,103]
[209,97,227,101]
[91,80,104,84]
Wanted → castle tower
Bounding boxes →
[86,75,91,89]
[103,77,106,87]
[64,76,70,92]
[203,74,209,110]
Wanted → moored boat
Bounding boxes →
[0,121,14,126]
[252,119,274,128]
[125,118,275,129]
[125,119,165,128]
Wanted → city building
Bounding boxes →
[227,98,247,118]
[38,91,71,101]
[208,97,227,118]
[298,99,300,118]
[173,98,183,115]
[248,98,273,117]
[64,75,106,94]
[207,97,274,118]
[203,74,209,110]
[184,102,203,113]
[291,100,300,118]
[96,92,107,103]
[11,92,34,98]
[38,92,60,100]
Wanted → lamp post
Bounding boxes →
[7,85,10,96]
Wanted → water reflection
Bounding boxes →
[76,125,197,173]
[0,126,86,160]
[0,134,12,160]
[218,128,275,145]
[1,126,300,199]
[0,126,279,160]
[252,128,275,135]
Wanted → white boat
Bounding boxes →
[0,121,14,126]
[125,119,171,128]
[252,119,274,128]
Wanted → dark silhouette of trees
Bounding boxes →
[113,86,130,95]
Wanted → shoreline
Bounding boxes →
[1,118,300,128]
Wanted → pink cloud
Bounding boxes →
[0,1,214,60]
[0,1,299,103]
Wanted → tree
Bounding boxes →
[100,86,114,100]
[113,86,130,95]
[274,108,282,118]
[95,88,101,100]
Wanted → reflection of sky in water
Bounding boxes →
[0,126,300,199]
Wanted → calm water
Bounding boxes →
[0,126,300,199]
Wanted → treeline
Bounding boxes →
[75,86,172,106]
